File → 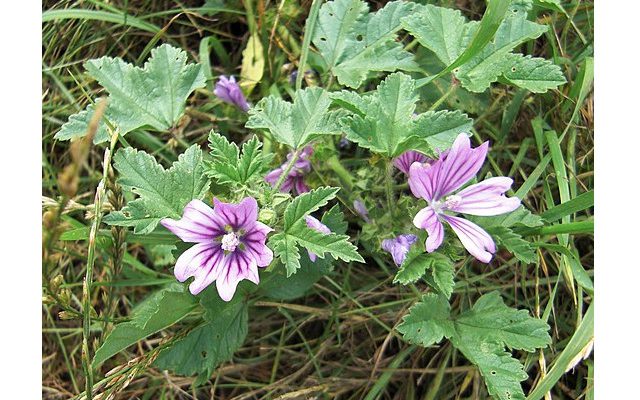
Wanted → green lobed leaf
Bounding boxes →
[272,187,363,276]
[56,44,206,143]
[103,145,210,234]
[269,232,301,277]
[394,250,455,298]
[404,3,555,93]
[92,286,196,368]
[312,0,417,88]
[258,257,329,300]
[455,6,548,92]
[398,291,551,400]
[402,110,473,155]
[283,187,340,229]
[258,204,348,298]
[205,131,272,186]
[452,338,529,400]
[456,291,551,352]
[289,226,363,264]
[154,297,248,377]
[337,72,472,157]
[501,54,566,93]
[488,226,537,264]
[396,293,455,347]
[246,87,344,149]
[401,4,473,66]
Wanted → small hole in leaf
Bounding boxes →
[356,34,364,41]
[491,370,497,375]
[329,12,334,17]
[511,67,516,72]
[201,351,207,358]
[417,328,422,333]
[320,37,327,42]
[453,67,460,74]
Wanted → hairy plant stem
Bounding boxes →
[82,130,119,400]
[429,82,458,112]
[273,147,303,191]
[384,160,395,220]
[101,166,126,339]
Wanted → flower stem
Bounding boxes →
[429,82,458,112]
[82,129,119,400]
[273,147,302,191]
[385,160,395,219]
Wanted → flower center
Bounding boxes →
[444,195,462,209]
[221,232,240,252]
[431,195,463,214]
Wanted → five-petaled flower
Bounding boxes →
[382,234,418,266]
[409,133,521,263]
[265,146,313,195]
[304,215,331,262]
[394,150,429,175]
[214,75,250,112]
[161,197,273,301]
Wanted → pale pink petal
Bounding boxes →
[433,133,489,199]
[215,251,257,301]
[413,206,444,252]
[212,197,258,231]
[394,151,428,175]
[160,200,223,243]
[242,222,274,267]
[174,242,216,282]
[409,162,436,202]
[443,215,496,263]
[451,177,521,216]
[188,254,227,295]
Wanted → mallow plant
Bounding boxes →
[53,0,576,398]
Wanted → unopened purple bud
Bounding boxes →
[214,75,250,112]
[353,200,370,223]
[393,151,430,175]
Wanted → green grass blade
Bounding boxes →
[42,9,162,34]
[526,302,593,400]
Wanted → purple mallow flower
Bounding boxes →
[214,75,250,112]
[409,133,521,263]
[304,215,331,262]
[393,151,429,175]
[353,200,370,223]
[265,146,313,195]
[382,234,418,266]
[161,197,273,301]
